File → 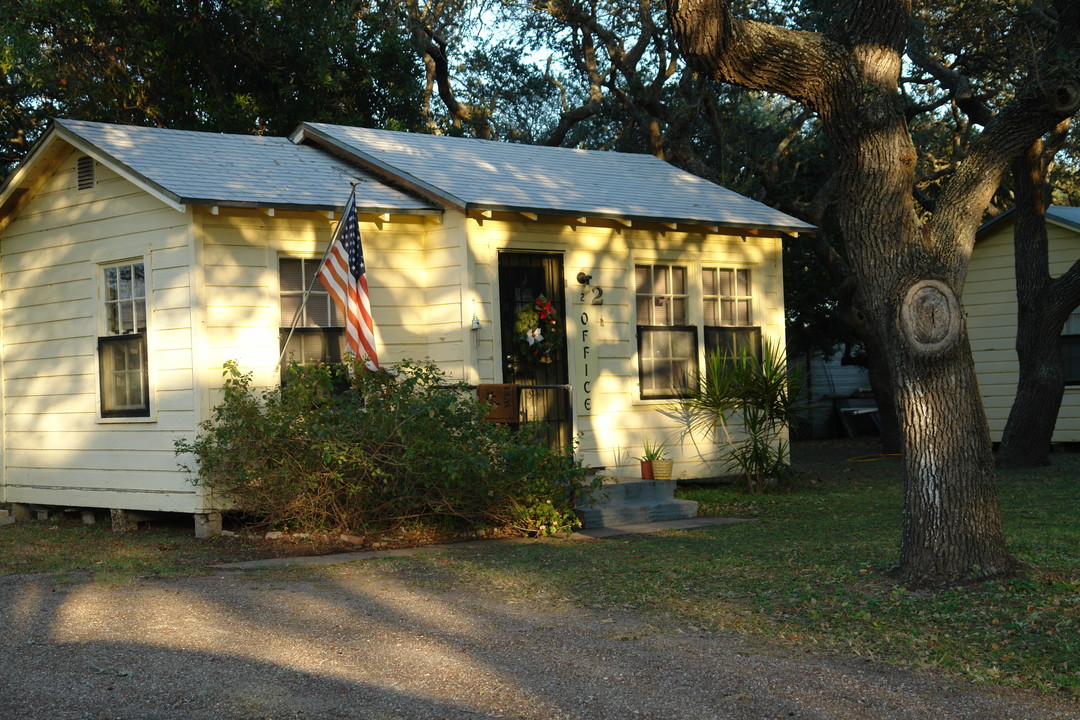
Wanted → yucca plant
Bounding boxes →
[678,341,810,493]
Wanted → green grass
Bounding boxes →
[376,442,1080,699]
[0,516,284,583]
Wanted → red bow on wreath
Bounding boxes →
[535,297,555,320]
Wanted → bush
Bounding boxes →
[175,359,593,536]
[677,341,810,493]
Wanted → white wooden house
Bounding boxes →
[0,119,812,531]
[967,206,1080,443]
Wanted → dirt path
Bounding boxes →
[1,560,1074,720]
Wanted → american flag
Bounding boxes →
[317,191,379,368]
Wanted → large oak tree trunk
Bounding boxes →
[668,0,1078,584]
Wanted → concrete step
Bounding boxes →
[575,498,700,529]
[576,477,698,529]
[591,478,677,506]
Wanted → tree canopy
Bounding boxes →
[1,0,426,173]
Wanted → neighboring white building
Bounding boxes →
[968,206,1080,443]
[0,120,813,529]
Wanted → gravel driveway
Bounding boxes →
[0,554,1074,720]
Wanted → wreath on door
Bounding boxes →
[514,294,562,364]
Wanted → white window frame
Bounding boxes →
[634,262,697,401]
[702,265,762,363]
[96,256,154,422]
[278,256,346,365]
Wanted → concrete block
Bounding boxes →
[194,512,223,539]
[110,508,138,534]
[81,510,97,526]
[10,504,32,522]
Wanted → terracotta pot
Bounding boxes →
[640,460,654,479]
[651,459,673,480]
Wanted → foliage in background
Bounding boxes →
[175,359,592,536]
[0,0,424,173]
[678,342,809,493]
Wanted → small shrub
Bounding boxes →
[175,359,593,536]
[677,341,810,493]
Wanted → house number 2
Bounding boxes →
[580,286,604,305]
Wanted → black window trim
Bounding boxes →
[636,324,699,400]
[98,332,151,418]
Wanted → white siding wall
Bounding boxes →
[966,219,1080,442]
[0,150,201,511]
[466,215,787,479]
[197,208,446,398]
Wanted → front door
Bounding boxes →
[498,252,571,447]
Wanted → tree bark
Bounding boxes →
[998,128,1080,468]
[668,0,1079,584]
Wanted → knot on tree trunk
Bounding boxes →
[899,280,962,356]
[1048,82,1080,115]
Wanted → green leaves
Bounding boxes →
[677,340,810,492]
[176,359,592,536]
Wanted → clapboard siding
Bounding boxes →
[967,214,1080,442]
[0,149,203,511]
[467,215,784,478]
[198,207,444,390]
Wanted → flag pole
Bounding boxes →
[275,186,358,372]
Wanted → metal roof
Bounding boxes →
[39,120,439,214]
[976,206,1080,237]
[1048,206,1080,232]
[292,122,815,233]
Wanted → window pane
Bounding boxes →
[639,327,696,399]
[671,329,695,356]
[654,266,669,295]
[279,259,304,292]
[280,328,345,364]
[737,299,751,326]
[705,326,762,363]
[117,265,132,300]
[99,334,149,416]
[105,267,118,301]
[307,297,330,327]
[670,297,687,325]
[736,269,750,296]
[280,294,302,327]
[702,268,716,296]
[106,304,119,335]
[704,298,718,326]
[671,266,686,294]
[720,298,734,324]
[119,301,135,334]
[717,268,733,296]
[133,263,145,299]
[135,300,147,333]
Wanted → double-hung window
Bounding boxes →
[636,264,697,399]
[279,257,344,363]
[98,261,149,417]
[1063,310,1080,385]
[703,267,761,362]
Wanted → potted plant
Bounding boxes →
[638,437,670,480]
